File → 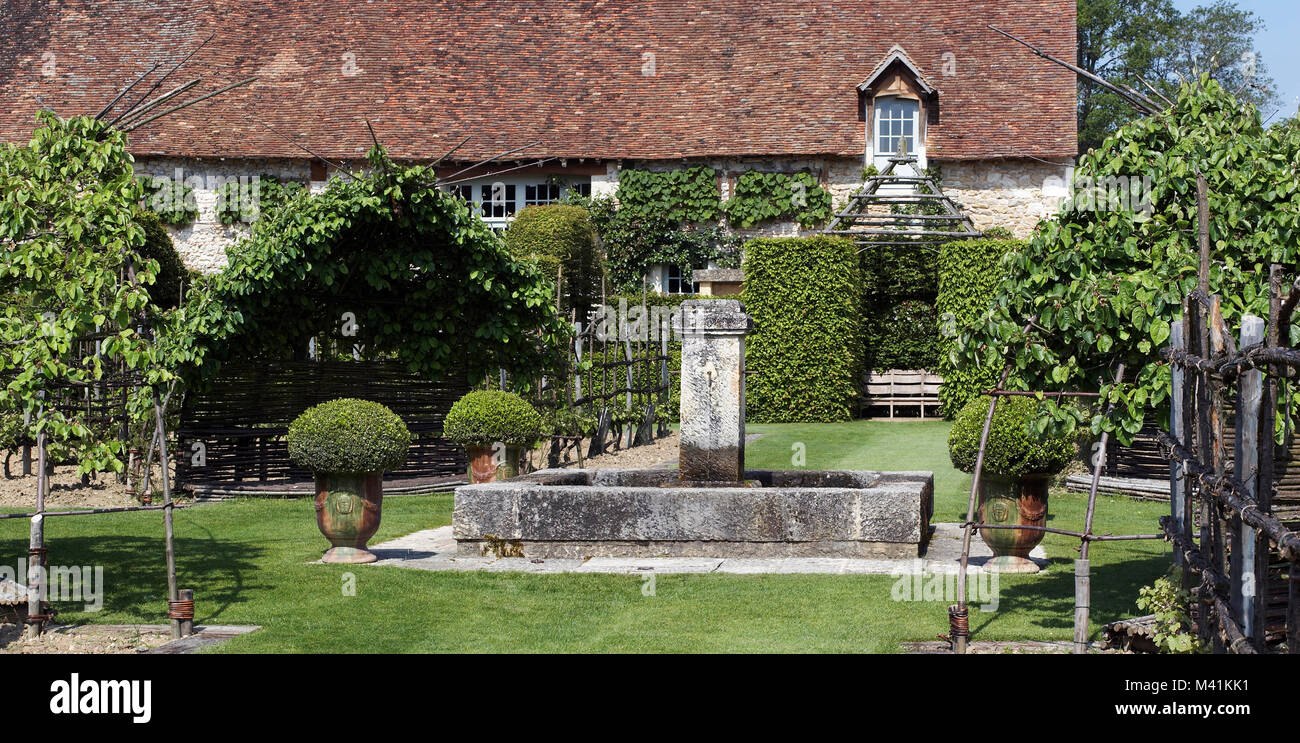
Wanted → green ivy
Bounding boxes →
[723,171,832,229]
[743,236,863,422]
[615,166,722,223]
[936,237,1026,417]
[139,174,198,226]
[579,195,740,293]
[214,174,306,225]
[959,78,1300,444]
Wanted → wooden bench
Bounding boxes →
[864,369,942,418]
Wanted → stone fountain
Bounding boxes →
[453,300,933,559]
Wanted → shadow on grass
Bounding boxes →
[970,553,1169,638]
[1,533,266,625]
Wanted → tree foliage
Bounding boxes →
[958,79,1300,444]
[0,113,179,472]
[194,147,570,385]
[503,204,604,314]
[214,174,306,225]
[1077,0,1277,154]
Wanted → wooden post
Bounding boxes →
[1180,301,1198,593]
[155,396,181,640]
[1075,363,1125,654]
[1207,295,1228,654]
[1073,559,1090,653]
[1170,319,1187,573]
[954,357,1016,654]
[1290,561,1300,654]
[574,321,583,403]
[178,588,194,637]
[1232,314,1263,645]
[25,429,47,639]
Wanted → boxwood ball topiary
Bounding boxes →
[288,399,412,474]
[443,391,543,447]
[948,396,1074,479]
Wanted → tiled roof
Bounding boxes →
[0,1,1078,162]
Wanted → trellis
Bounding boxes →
[1156,263,1300,653]
[524,300,672,468]
[821,155,982,249]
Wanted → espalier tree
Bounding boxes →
[956,78,1300,444]
[0,113,227,472]
[194,145,570,385]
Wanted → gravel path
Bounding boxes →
[0,623,172,654]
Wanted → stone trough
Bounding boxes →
[454,299,934,560]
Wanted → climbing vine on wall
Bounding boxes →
[139,175,198,226]
[615,166,722,223]
[723,170,832,228]
[214,174,307,225]
[580,195,741,294]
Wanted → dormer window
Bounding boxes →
[858,45,937,173]
[875,97,918,160]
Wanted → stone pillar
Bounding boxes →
[677,299,752,483]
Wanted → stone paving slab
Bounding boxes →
[361,522,1048,576]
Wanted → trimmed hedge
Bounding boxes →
[287,399,412,473]
[936,237,1025,417]
[742,236,863,422]
[443,390,543,447]
[134,210,190,310]
[504,205,603,313]
[948,396,1074,478]
[861,242,941,373]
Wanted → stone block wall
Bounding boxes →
[143,154,1073,274]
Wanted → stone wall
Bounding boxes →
[939,159,1073,237]
[142,154,1072,274]
[134,157,329,274]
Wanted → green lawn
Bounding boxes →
[0,421,1172,652]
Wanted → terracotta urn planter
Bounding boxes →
[314,471,385,563]
[465,444,524,484]
[977,472,1050,573]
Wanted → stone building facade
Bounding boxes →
[3,1,1080,284]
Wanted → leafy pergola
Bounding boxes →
[192,147,570,385]
[957,77,1300,442]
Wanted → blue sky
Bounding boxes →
[1170,0,1299,122]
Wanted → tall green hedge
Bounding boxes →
[134,209,190,310]
[742,236,863,422]
[936,236,1024,417]
[504,205,604,314]
[860,242,941,372]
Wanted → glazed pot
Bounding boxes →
[314,471,384,563]
[465,444,524,484]
[977,472,1050,573]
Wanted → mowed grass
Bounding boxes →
[0,421,1171,652]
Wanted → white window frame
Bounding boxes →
[452,177,591,231]
[869,96,925,172]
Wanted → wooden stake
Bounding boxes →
[1075,363,1125,653]
[155,395,180,640]
[25,429,46,639]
